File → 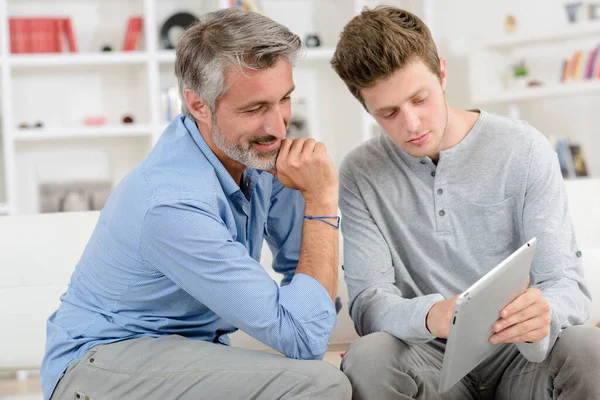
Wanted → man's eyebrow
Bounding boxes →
[236,86,296,110]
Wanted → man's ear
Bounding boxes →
[439,57,447,91]
[185,89,211,123]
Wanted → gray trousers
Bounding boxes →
[341,325,600,400]
[51,335,352,400]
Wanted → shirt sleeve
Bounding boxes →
[139,199,336,360]
[263,175,306,286]
[517,135,592,362]
[339,160,444,343]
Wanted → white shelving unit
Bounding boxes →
[12,124,155,142]
[0,0,431,215]
[468,14,600,178]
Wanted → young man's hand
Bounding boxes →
[426,295,459,338]
[490,288,551,344]
[270,138,338,205]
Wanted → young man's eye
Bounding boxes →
[414,97,427,104]
[383,111,397,119]
[281,96,291,103]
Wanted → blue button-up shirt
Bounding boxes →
[40,115,336,400]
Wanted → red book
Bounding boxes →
[129,17,143,51]
[9,19,18,54]
[62,18,77,52]
[122,17,134,51]
[55,19,65,52]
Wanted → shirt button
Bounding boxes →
[431,171,436,177]
[576,251,582,257]
[420,160,426,165]
[439,210,445,217]
[437,188,443,195]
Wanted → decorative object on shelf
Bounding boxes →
[509,59,529,89]
[101,45,112,52]
[589,2,600,20]
[84,117,107,126]
[17,121,44,129]
[305,34,321,48]
[159,12,198,50]
[122,115,135,124]
[229,0,264,13]
[9,17,77,54]
[526,80,544,88]
[39,181,112,213]
[123,16,143,51]
[504,14,517,34]
[565,2,584,23]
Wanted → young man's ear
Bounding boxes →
[185,89,211,123]
[439,57,447,91]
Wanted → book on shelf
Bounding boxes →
[161,86,182,123]
[549,136,588,178]
[122,16,143,51]
[9,17,77,54]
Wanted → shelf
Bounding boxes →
[9,52,150,67]
[481,21,600,50]
[156,47,336,64]
[302,47,336,61]
[12,124,154,141]
[475,80,600,104]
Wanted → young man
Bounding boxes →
[41,8,351,400]
[331,6,600,400]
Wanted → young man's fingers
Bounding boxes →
[498,327,550,344]
[500,288,541,318]
[493,302,549,332]
[490,316,549,344]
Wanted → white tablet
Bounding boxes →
[438,237,537,394]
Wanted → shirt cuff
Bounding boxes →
[516,308,561,363]
[278,273,337,357]
[406,293,445,343]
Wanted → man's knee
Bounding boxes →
[553,325,600,365]
[342,332,409,373]
[551,325,600,393]
[341,332,419,398]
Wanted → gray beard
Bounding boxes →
[211,121,279,171]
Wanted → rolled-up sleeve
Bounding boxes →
[264,176,306,286]
[140,200,336,360]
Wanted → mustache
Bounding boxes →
[250,135,279,145]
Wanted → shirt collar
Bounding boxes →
[183,115,263,197]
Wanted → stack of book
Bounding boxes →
[561,45,600,82]
[9,17,77,54]
[550,136,589,178]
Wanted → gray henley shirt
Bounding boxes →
[339,110,591,362]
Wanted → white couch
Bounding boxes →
[0,178,598,372]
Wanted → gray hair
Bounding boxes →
[175,8,303,118]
